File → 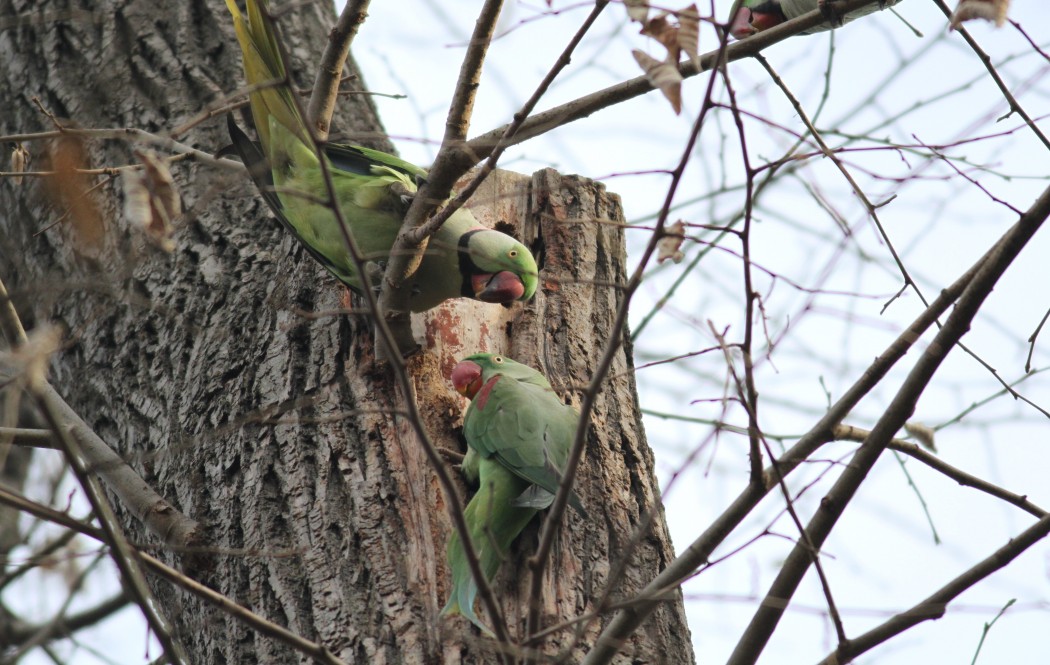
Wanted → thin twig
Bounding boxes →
[306,0,370,140]
[816,515,1050,664]
[834,424,1048,519]
[0,484,349,665]
[727,184,1050,665]
[719,53,763,484]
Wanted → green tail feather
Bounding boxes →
[443,463,536,634]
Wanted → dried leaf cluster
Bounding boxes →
[2,325,61,391]
[627,3,700,115]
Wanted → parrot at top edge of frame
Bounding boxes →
[224,0,538,312]
[442,353,586,634]
[730,0,900,39]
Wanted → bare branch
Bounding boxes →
[5,589,129,653]
[581,180,1039,663]
[375,0,506,356]
[931,0,1050,152]
[465,0,892,160]
[835,424,1048,518]
[0,483,349,665]
[816,513,1050,664]
[727,183,1050,665]
[306,0,370,140]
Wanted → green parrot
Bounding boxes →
[443,353,586,634]
[730,0,899,39]
[224,0,538,312]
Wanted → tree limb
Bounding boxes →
[816,513,1050,664]
[306,0,370,140]
[374,0,506,357]
[579,190,1014,664]
[727,183,1050,665]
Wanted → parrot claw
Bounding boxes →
[364,261,384,294]
[389,181,416,210]
[438,447,466,466]
[818,0,847,27]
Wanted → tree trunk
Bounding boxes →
[0,1,693,663]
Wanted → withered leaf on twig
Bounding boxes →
[632,49,682,115]
[677,4,701,70]
[624,0,649,23]
[3,325,62,391]
[45,135,104,249]
[639,5,700,67]
[657,221,686,264]
[641,14,678,53]
[123,149,181,252]
[950,0,1010,28]
[9,142,30,185]
[904,422,938,453]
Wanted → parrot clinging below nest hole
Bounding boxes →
[443,353,586,634]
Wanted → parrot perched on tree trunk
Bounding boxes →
[224,0,538,312]
[730,0,899,39]
[443,353,586,634]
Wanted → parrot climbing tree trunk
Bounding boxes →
[0,1,692,663]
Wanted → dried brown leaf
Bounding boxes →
[950,0,1009,28]
[625,0,649,23]
[5,325,62,391]
[46,136,104,248]
[633,49,682,115]
[677,4,700,70]
[641,14,677,49]
[123,150,180,252]
[657,221,686,264]
[9,142,30,185]
[904,422,938,453]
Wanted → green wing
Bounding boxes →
[464,377,585,515]
[442,459,533,634]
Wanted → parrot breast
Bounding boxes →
[472,375,502,410]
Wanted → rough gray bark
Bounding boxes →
[0,1,693,663]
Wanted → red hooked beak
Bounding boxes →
[451,360,484,399]
[471,271,526,303]
[730,7,783,39]
[729,7,756,38]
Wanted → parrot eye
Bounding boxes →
[508,250,518,258]
[493,356,504,363]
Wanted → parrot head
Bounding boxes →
[460,230,538,305]
[451,354,554,401]
[730,1,787,39]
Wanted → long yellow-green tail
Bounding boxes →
[225,0,308,152]
[443,463,536,635]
